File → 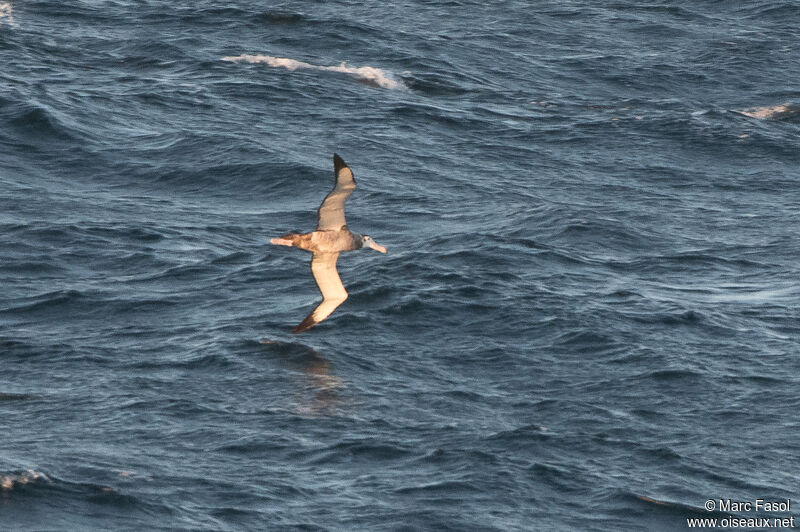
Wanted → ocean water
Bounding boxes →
[2,1,799,530]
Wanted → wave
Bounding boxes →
[3,100,80,146]
[1,470,49,491]
[736,104,800,121]
[222,54,404,89]
[0,2,15,27]
[0,392,36,401]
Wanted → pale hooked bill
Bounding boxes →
[270,154,387,333]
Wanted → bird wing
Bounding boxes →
[316,153,356,231]
[293,252,348,333]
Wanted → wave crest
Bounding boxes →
[1,470,49,491]
[0,2,15,27]
[222,54,403,89]
[737,104,800,120]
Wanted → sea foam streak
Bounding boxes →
[1,470,49,490]
[222,54,403,89]
[737,104,799,119]
[0,2,16,27]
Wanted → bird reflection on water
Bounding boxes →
[260,339,345,416]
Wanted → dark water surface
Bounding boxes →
[2,1,799,530]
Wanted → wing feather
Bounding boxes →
[293,252,348,333]
[316,153,356,231]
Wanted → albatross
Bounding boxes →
[270,154,387,333]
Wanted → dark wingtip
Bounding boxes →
[333,153,347,173]
[292,315,317,334]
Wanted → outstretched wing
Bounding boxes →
[316,153,356,231]
[293,252,348,333]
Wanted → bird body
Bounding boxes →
[274,230,363,254]
[270,154,386,333]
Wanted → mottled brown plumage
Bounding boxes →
[276,230,363,254]
[270,154,387,333]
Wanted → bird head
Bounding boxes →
[361,235,387,253]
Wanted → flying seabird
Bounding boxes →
[270,154,387,333]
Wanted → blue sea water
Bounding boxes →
[2,0,799,530]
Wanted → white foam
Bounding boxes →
[737,104,796,119]
[222,54,403,89]
[0,2,16,27]
[1,470,49,490]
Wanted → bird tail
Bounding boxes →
[270,233,312,249]
[270,232,303,247]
